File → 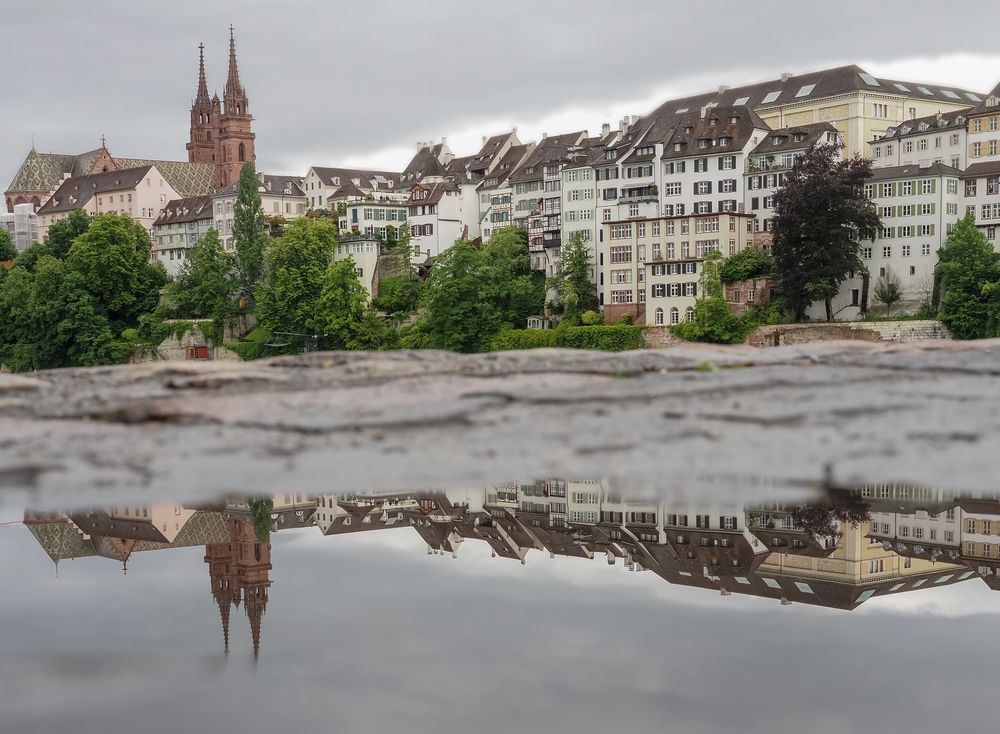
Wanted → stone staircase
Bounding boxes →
[847,320,951,342]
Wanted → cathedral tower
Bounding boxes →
[217,27,256,189]
[186,29,256,190]
[187,44,217,167]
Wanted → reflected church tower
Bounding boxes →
[205,517,271,659]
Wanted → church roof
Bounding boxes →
[24,517,96,563]
[5,148,104,194]
[114,158,215,197]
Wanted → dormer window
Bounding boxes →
[709,117,717,126]
[684,125,693,134]
[772,136,782,145]
[605,150,618,160]
[792,133,805,143]
[718,137,730,147]
[730,116,738,124]
[673,142,683,152]
[698,139,709,149]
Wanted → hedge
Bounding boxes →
[491,324,646,352]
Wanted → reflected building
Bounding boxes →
[23,484,1000,655]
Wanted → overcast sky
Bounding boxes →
[2,518,1000,734]
[2,1,1000,188]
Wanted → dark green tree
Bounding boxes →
[169,229,236,321]
[548,232,597,322]
[254,217,337,342]
[44,209,91,259]
[233,163,266,297]
[772,144,881,321]
[0,230,16,261]
[480,227,544,329]
[938,212,1000,339]
[417,240,503,352]
[719,246,775,283]
[671,253,748,344]
[314,257,395,350]
[247,497,274,544]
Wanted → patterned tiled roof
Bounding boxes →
[24,519,96,563]
[7,149,78,193]
[115,158,215,197]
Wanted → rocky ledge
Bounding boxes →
[2,341,999,506]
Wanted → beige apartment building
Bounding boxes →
[601,212,756,324]
[35,165,179,243]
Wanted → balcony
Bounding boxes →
[619,186,658,204]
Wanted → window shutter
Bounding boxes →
[930,203,936,215]
[692,283,697,297]
[929,224,935,236]
[718,157,724,170]
[707,181,713,194]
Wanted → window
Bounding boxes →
[654,308,664,325]
[669,307,679,324]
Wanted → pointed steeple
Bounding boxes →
[244,584,267,661]
[218,595,232,655]
[223,25,247,115]
[195,43,210,106]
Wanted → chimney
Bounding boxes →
[781,72,793,82]
[602,122,611,137]
[441,136,447,145]
[541,132,548,140]
[482,136,488,145]
[718,85,730,94]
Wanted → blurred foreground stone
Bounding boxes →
[1,341,999,506]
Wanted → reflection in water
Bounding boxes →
[22,482,1000,660]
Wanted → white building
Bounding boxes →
[210,173,305,251]
[0,202,38,252]
[301,166,401,212]
[871,110,970,171]
[332,234,387,298]
[814,162,963,320]
[151,195,215,276]
[745,122,843,237]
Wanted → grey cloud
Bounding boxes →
[2,522,1000,734]
[2,0,998,186]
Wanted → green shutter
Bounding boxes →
[930,203,936,215]
[931,179,937,194]
[929,224,935,236]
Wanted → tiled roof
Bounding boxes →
[967,80,1000,116]
[662,106,769,160]
[153,195,214,227]
[37,166,154,214]
[24,517,96,563]
[869,162,962,181]
[5,148,101,194]
[880,109,972,141]
[310,166,402,191]
[402,144,449,182]
[751,122,841,156]
[961,160,1000,179]
[114,157,215,197]
[214,173,305,198]
[646,64,982,122]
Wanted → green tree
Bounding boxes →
[65,213,165,331]
[719,246,775,283]
[44,209,91,260]
[938,212,1000,339]
[671,253,748,344]
[872,268,903,317]
[247,497,274,544]
[549,232,597,322]
[254,217,337,342]
[169,229,235,321]
[0,230,16,261]
[233,163,266,297]
[481,227,544,328]
[417,240,503,352]
[772,144,881,321]
[314,257,395,350]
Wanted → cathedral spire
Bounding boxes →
[195,43,210,106]
[224,26,245,105]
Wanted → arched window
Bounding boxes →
[655,308,664,325]
[238,143,245,162]
[685,307,695,322]
[207,131,212,142]
[670,308,679,324]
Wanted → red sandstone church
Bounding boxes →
[4,29,256,213]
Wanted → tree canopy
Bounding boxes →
[937,212,1000,339]
[548,232,597,323]
[168,229,236,321]
[233,163,267,297]
[0,229,16,261]
[772,144,881,321]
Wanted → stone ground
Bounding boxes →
[2,340,999,507]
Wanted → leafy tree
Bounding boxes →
[671,253,748,344]
[549,232,597,322]
[314,257,395,350]
[772,144,881,321]
[233,163,267,297]
[416,240,503,352]
[44,209,91,259]
[247,497,274,544]
[0,230,16,261]
[254,217,337,342]
[374,272,422,317]
[480,227,544,328]
[169,229,236,321]
[938,212,1000,339]
[65,214,165,331]
[719,246,774,284]
[872,268,903,317]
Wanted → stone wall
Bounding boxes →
[643,326,683,348]
[748,320,950,347]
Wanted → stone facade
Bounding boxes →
[748,320,950,347]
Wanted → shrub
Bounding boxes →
[579,310,603,326]
[719,247,775,283]
[558,324,646,351]
[490,328,558,351]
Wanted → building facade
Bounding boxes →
[151,195,214,275]
[0,202,38,252]
[210,173,305,251]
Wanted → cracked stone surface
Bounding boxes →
[2,340,1000,507]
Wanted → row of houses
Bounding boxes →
[27,484,1000,615]
[10,63,1000,315]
